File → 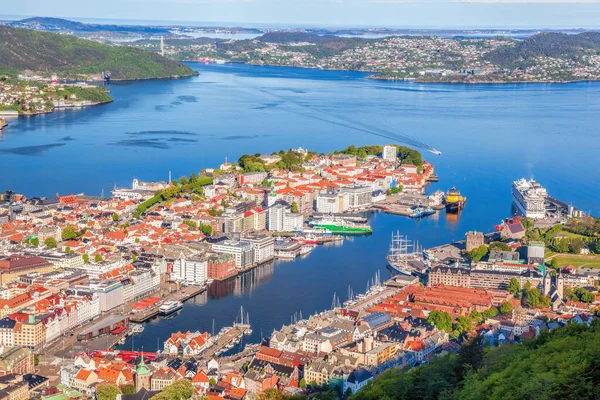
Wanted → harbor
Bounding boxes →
[129,285,207,323]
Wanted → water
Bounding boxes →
[2,63,600,351]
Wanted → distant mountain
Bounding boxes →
[486,32,600,67]
[257,32,341,44]
[0,26,196,80]
[8,17,174,36]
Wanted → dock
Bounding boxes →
[130,285,206,323]
[201,326,245,360]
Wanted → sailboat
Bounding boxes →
[386,231,421,276]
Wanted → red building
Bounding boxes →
[206,253,237,280]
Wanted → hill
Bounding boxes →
[485,32,600,68]
[352,320,600,400]
[0,26,197,80]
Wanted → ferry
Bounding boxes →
[299,245,316,256]
[445,187,466,213]
[308,218,372,235]
[158,301,183,316]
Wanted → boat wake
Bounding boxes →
[233,78,442,155]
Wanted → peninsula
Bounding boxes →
[149,31,600,83]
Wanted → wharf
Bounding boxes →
[346,287,400,313]
[130,285,206,323]
[202,326,245,360]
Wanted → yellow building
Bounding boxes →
[13,315,46,351]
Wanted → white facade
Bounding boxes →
[382,145,397,162]
[316,192,349,214]
[172,257,207,284]
[267,204,304,232]
[131,270,159,299]
[240,235,275,264]
[72,296,100,326]
[343,185,372,209]
[212,240,253,269]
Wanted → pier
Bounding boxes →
[202,326,246,360]
[130,285,206,323]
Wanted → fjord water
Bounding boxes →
[3,63,599,351]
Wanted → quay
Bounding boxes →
[346,287,400,313]
[130,285,206,323]
[201,326,246,360]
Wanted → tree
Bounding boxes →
[61,225,78,241]
[183,219,197,230]
[152,379,194,400]
[30,237,39,246]
[453,316,472,337]
[290,201,299,213]
[94,254,103,262]
[179,176,189,185]
[550,257,559,270]
[44,237,57,249]
[482,307,498,320]
[555,238,569,253]
[82,253,89,264]
[500,301,514,315]
[489,241,511,252]
[209,378,217,386]
[299,378,307,389]
[121,384,136,395]
[190,172,197,183]
[470,310,483,325]
[34,354,39,365]
[427,310,452,332]
[96,383,121,400]
[569,238,585,254]
[200,224,212,236]
[171,179,179,186]
[469,245,488,262]
[112,212,119,222]
[507,278,520,296]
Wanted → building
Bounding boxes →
[0,256,54,285]
[151,368,176,391]
[206,253,237,280]
[527,242,545,265]
[238,172,268,185]
[342,186,372,210]
[0,347,34,376]
[242,208,266,232]
[512,179,547,219]
[429,266,542,291]
[465,231,484,252]
[382,145,397,162]
[171,256,207,285]
[316,192,349,214]
[135,357,151,391]
[212,240,253,269]
[88,280,124,312]
[13,315,46,351]
[267,203,303,232]
[240,234,274,265]
[345,368,373,394]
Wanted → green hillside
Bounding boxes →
[352,320,600,400]
[0,26,197,80]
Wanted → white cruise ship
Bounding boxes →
[158,301,183,316]
[512,179,547,219]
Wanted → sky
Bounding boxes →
[5,0,600,28]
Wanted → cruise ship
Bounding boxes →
[512,178,547,219]
[308,218,372,235]
[158,301,183,316]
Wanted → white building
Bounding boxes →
[88,280,124,312]
[212,240,253,269]
[267,204,304,232]
[172,256,207,285]
[316,192,349,214]
[240,235,275,264]
[343,185,372,210]
[382,145,397,162]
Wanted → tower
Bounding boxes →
[543,269,552,296]
[267,182,278,208]
[556,271,564,298]
[135,351,151,391]
[160,36,165,57]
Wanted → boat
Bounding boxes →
[386,231,421,276]
[299,245,315,256]
[292,234,319,245]
[0,118,7,130]
[158,301,183,316]
[130,324,145,334]
[422,207,436,216]
[409,206,425,219]
[308,218,372,235]
[445,187,466,213]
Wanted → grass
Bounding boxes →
[552,255,600,269]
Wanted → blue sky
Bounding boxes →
[6,0,600,28]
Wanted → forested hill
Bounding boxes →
[0,26,197,80]
[486,32,600,67]
[351,321,600,400]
